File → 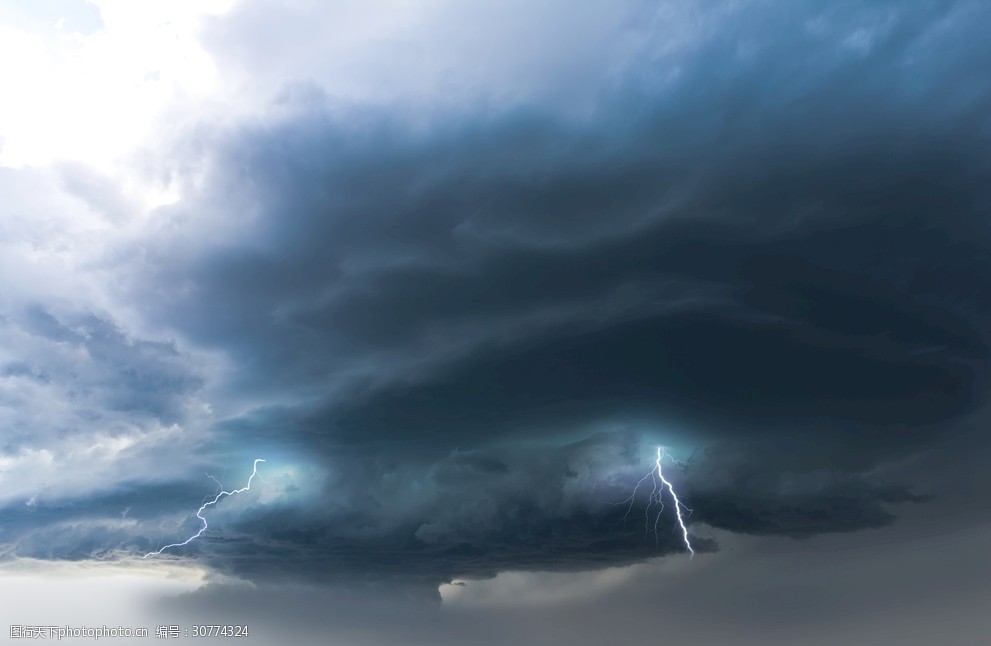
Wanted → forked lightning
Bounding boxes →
[620,447,694,556]
[143,459,265,558]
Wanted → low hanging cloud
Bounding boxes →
[0,0,988,595]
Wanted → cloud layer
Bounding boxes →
[0,0,989,593]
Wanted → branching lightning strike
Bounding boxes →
[143,458,265,558]
[619,447,694,557]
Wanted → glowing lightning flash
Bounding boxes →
[620,447,694,557]
[143,459,265,558]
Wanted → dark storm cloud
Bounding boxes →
[0,477,225,561]
[158,512,991,646]
[93,428,908,587]
[200,432,713,585]
[134,0,991,402]
[97,0,991,583]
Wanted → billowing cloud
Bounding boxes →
[0,0,988,611]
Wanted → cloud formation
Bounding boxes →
[0,0,989,595]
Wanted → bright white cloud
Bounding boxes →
[0,0,231,180]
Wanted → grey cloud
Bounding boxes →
[153,507,991,646]
[125,0,991,407]
[9,0,990,592]
[14,431,900,586]
[56,162,139,224]
[12,306,202,427]
[81,0,991,585]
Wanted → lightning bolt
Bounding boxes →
[619,447,694,557]
[143,458,265,558]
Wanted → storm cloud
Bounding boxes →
[1,0,989,616]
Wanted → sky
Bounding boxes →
[0,0,989,643]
